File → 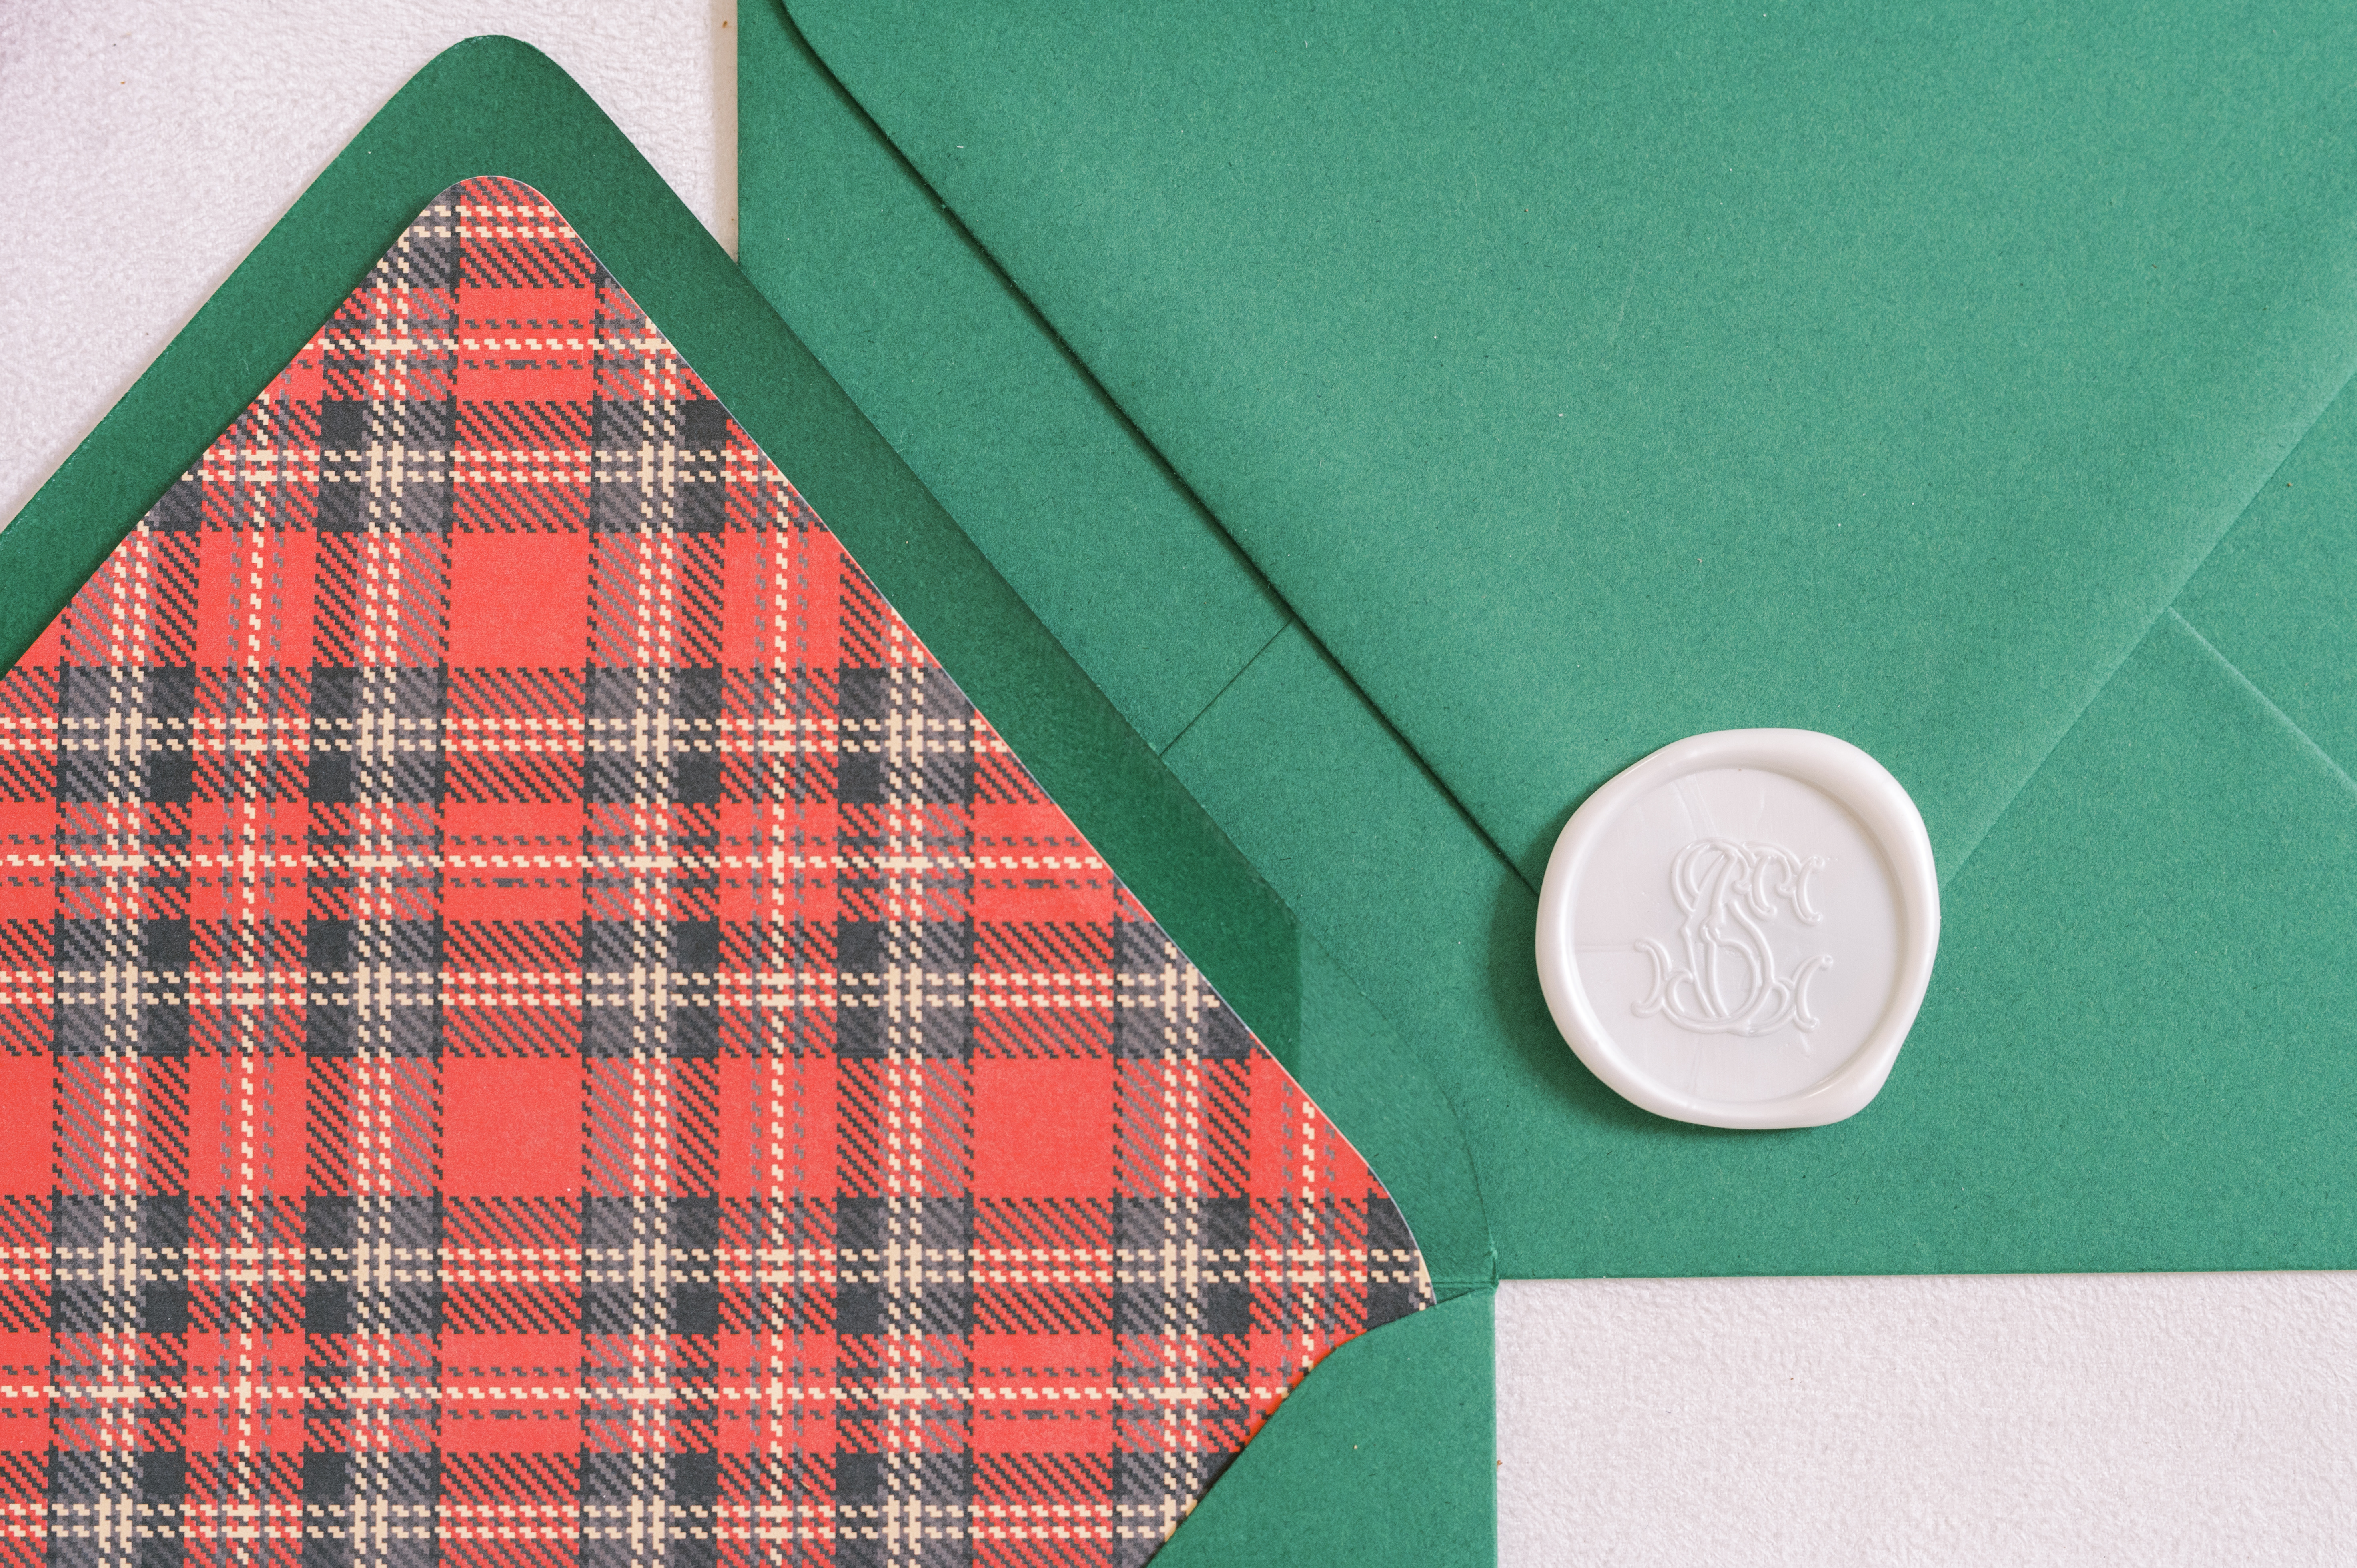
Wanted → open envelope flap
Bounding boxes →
[0,38,1497,1568]
[743,0,2357,1277]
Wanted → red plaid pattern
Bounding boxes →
[0,180,1429,1568]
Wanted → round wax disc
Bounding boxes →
[1535,729,1939,1129]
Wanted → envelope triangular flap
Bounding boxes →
[0,38,1306,1076]
[0,45,1483,1566]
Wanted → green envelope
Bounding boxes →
[735,2,2357,1541]
[731,1,2357,1548]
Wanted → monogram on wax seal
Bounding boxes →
[1535,729,1940,1129]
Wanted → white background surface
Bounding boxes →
[4,6,2353,1562]
[0,2,736,525]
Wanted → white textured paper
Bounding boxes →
[4,6,2354,1562]
[1501,1274,2357,1564]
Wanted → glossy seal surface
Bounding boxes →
[1536,730,1939,1129]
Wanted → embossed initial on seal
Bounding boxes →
[1635,838,1833,1040]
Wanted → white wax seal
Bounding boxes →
[1535,729,1939,1129]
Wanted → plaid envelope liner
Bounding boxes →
[0,180,1430,1568]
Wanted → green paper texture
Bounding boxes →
[0,37,1500,1561]
[1156,1289,1496,1568]
[739,0,2357,1282]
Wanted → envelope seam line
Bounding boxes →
[1156,616,1299,759]
[1939,361,2357,892]
[1315,637,1543,901]
[2166,607,2357,802]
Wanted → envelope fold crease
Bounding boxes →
[1938,354,2357,891]
[2167,609,2357,801]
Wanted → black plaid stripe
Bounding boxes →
[716,669,836,806]
[834,665,974,810]
[714,919,833,1059]
[581,915,719,1061]
[304,897,441,1061]
[716,1196,834,1334]
[309,666,445,805]
[1108,1199,1250,1340]
[1110,1453,1229,1568]
[320,400,455,535]
[579,1453,715,1568]
[589,399,732,535]
[1112,919,1251,1061]
[832,915,972,1060]
[834,1197,973,1339]
[323,197,455,532]
[835,1451,972,1568]
[581,1196,717,1337]
[53,908,187,1061]
[584,669,724,805]
[56,663,192,806]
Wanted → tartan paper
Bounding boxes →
[0,179,1429,1568]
